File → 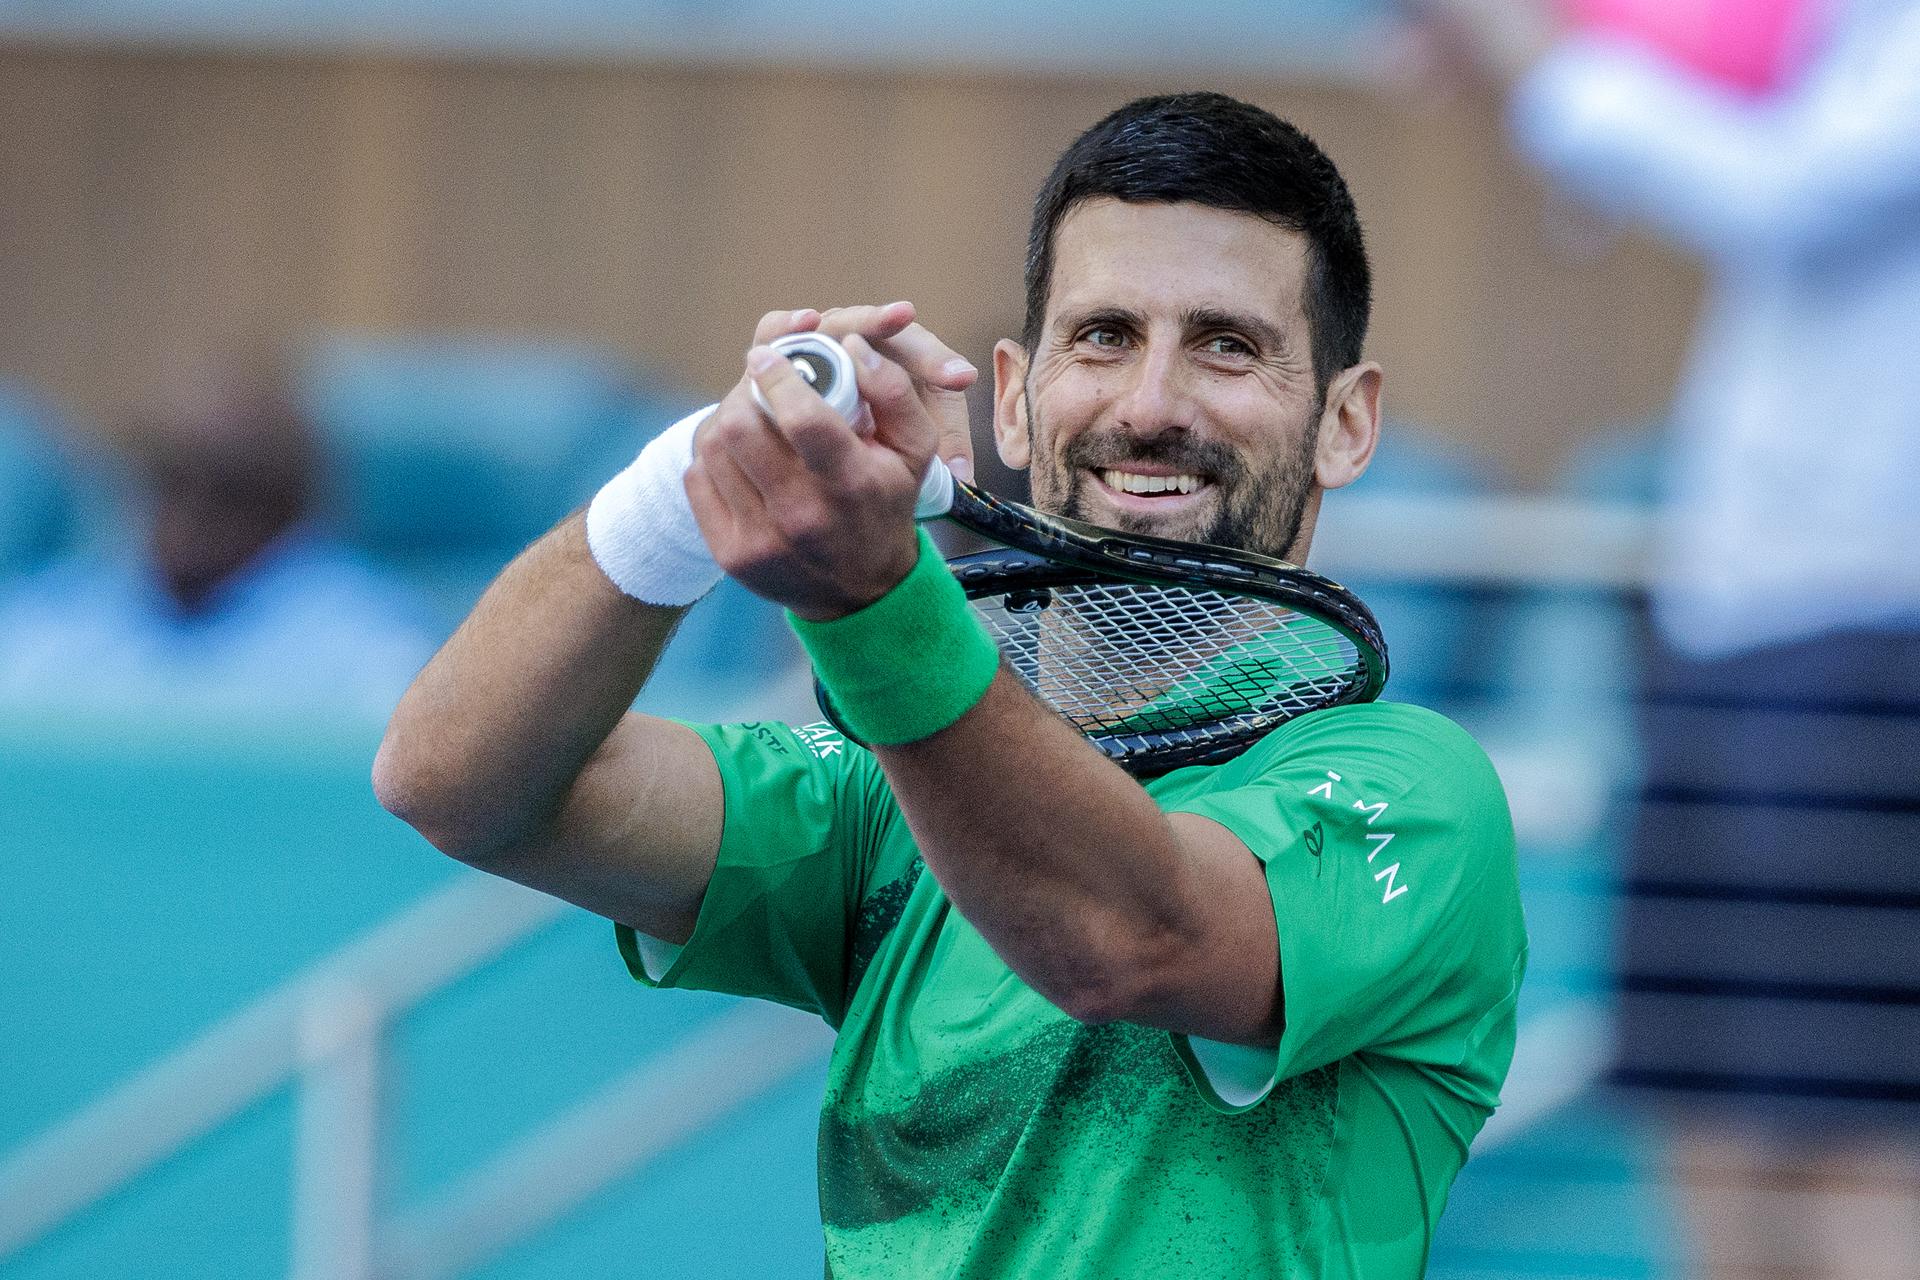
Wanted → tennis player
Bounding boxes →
[377,92,1527,1277]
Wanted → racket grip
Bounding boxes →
[751,331,956,520]
[914,455,956,520]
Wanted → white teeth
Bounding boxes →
[1099,469,1205,496]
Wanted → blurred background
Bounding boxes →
[3,1,1915,1276]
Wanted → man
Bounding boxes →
[0,354,436,718]
[377,93,1526,1277]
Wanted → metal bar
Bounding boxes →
[376,1002,835,1280]
[0,874,565,1258]
[289,982,385,1280]
[1316,497,1656,588]
[0,653,810,1260]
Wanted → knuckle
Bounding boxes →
[868,361,912,403]
[700,413,742,454]
[786,412,842,451]
[781,394,837,435]
[848,467,900,505]
[784,504,834,548]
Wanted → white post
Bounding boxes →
[288,980,383,1280]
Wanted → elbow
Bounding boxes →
[371,734,422,827]
[372,731,497,865]
[1053,979,1137,1028]
[1052,964,1168,1028]
[1047,927,1187,1028]
[372,732,442,842]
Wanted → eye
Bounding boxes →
[1083,326,1126,348]
[1204,333,1255,358]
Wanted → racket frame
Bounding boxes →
[819,475,1389,776]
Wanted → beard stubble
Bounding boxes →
[1027,391,1323,561]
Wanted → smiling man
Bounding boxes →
[376,93,1526,1278]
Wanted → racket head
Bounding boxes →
[817,482,1388,777]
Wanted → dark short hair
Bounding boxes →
[1022,91,1372,391]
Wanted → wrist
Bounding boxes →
[585,405,723,605]
[785,531,923,623]
[790,529,1000,746]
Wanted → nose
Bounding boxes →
[1108,339,1196,442]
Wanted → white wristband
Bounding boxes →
[585,404,723,606]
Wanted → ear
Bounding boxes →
[992,338,1033,470]
[1314,361,1383,491]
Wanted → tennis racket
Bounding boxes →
[759,333,1390,777]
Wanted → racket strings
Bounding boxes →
[969,580,1364,741]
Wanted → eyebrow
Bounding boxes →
[1181,306,1292,357]
[1053,304,1294,356]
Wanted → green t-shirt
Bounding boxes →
[616,701,1527,1278]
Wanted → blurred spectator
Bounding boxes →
[0,356,438,721]
[1410,1,1920,1275]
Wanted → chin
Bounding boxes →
[1063,486,1218,546]
[1107,509,1211,544]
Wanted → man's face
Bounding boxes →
[996,199,1327,561]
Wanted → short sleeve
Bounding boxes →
[1162,703,1527,1109]
[614,719,903,1028]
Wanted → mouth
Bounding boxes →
[1087,467,1217,513]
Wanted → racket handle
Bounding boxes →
[750,331,957,520]
[753,333,861,423]
[914,455,956,520]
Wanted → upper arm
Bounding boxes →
[471,712,723,944]
[1135,812,1282,1046]
[620,719,905,1025]
[1154,706,1527,1085]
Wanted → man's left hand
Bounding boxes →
[685,330,947,621]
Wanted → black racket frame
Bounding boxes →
[815,480,1390,776]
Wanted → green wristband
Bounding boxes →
[789,529,1001,746]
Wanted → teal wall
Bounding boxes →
[1,712,828,1277]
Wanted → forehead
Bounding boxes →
[1046,198,1311,330]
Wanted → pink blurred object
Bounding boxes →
[1563,0,1826,93]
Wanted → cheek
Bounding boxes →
[1214,383,1318,458]
[1031,371,1109,452]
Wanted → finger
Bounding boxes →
[929,394,976,484]
[816,301,916,344]
[841,335,935,467]
[703,384,857,562]
[873,323,978,393]
[694,398,778,517]
[717,382,815,503]
[746,345,861,476]
[690,445,792,575]
[839,334,972,479]
[751,307,822,346]
[681,455,737,552]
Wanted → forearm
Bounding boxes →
[374,512,684,859]
[874,670,1206,1025]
